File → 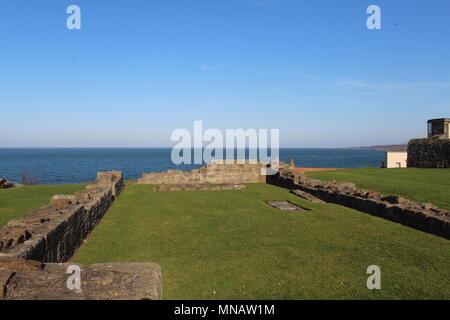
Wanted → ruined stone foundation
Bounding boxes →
[138,160,269,185]
[0,171,162,300]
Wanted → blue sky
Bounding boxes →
[1,0,449,147]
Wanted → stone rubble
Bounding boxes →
[0,178,18,189]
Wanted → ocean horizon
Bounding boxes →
[0,148,385,185]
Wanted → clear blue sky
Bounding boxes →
[1,0,449,147]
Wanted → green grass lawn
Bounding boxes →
[72,183,450,300]
[306,168,450,211]
[0,184,85,227]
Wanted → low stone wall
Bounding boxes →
[407,138,450,168]
[0,171,124,262]
[269,167,450,240]
[0,171,163,300]
[138,160,268,185]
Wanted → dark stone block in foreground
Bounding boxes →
[2,262,162,300]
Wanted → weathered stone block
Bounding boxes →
[0,269,14,299]
[0,257,43,271]
[138,161,270,185]
[74,190,94,203]
[2,262,162,300]
[0,178,16,189]
[51,195,78,209]
[0,227,33,252]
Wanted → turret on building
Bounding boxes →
[427,118,450,139]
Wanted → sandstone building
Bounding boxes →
[408,118,450,168]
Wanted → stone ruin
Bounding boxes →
[0,171,162,300]
[0,178,18,189]
[137,160,269,185]
[407,118,450,168]
[1,160,449,300]
[269,164,450,240]
[140,160,449,240]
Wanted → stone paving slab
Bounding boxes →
[266,201,309,212]
[158,184,246,191]
[2,262,162,300]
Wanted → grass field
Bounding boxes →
[306,168,450,210]
[0,184,85,227]
[72,183,450,300]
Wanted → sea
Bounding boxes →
[0,148,385,185]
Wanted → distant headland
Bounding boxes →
[348,144,407,152]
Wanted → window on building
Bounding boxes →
[428,123,432,136]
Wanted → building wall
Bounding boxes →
[428,119,450,139]
[407,138,450,168]
[385,152,407,168]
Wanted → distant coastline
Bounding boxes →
[349,144,407,152]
